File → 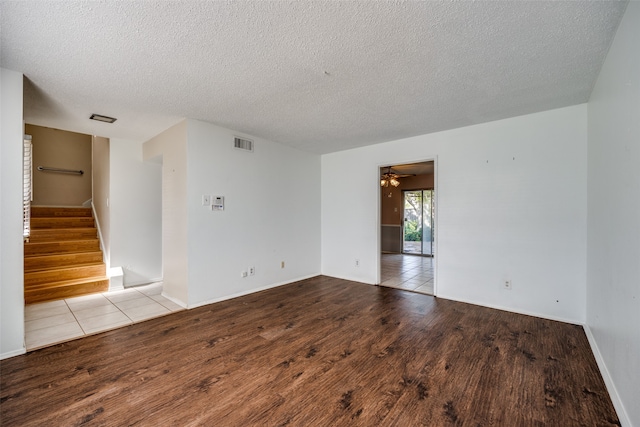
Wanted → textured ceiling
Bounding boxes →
[0,1,628,154]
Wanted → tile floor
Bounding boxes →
[25,282,183,351]
[380,253,434,295]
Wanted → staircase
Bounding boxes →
[24,207,109,304]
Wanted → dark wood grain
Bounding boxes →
[1,276,620,426]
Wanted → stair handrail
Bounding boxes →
[37,166,84,175]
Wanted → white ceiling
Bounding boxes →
[0,1,628,154]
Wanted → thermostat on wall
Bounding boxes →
[212,196,224,211]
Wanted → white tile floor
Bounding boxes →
[25,282,183,351]
[380,253,434,295]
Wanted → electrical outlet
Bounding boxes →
[355,259,360,267]
[504,280,512,290]
[249,267,255,276]
[241,271,248,278]
[281,261,285,269]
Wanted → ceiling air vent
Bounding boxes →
[234,137,253,152]
[89,113,117,123]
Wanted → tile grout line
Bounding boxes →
[26,285,181,351]
[65,299,89,336]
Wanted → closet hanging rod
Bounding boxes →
[37,166,84,175]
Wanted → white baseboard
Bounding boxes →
[583,325,631,427]
[160,291,187,309]
[319,273,376,286]
[1,347,26,360]
[187,274,320,309]
[322,276,580,325]
[435,293,582,325]
[124,277,164,288]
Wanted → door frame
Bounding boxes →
[376,157,438,296]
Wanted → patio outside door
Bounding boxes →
[402,189,434,256]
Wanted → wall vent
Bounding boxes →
[234,137,254,152]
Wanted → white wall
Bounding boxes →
[322,105,588,323]
[143,121,189,305]
[185,119,321,307]
[586,2,640,426]
[110,139,162,286]
[1,68,25,359]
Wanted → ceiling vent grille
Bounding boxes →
[234,137,253,152]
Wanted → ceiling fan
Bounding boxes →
[380,167,414,187]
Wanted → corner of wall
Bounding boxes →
[108,266,124,291]
[583,325,632,427]
[585,2,640,425]
[0,67,26,359]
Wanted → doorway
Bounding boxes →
[402,189,434,256]
[379,160,436,296]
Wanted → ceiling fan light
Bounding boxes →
[381,178,388,187]
[390,177,400,187]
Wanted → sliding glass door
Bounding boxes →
[402,189,434,256]
[422,189,433,255]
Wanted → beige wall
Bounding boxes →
[380,172,434,225]
[92,136,110,264]
[27,124,92,206]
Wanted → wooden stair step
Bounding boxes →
[25,206,107,304]
[25,263,106,286]
[25,239,100,256]
[29,228,98,242]
[24,251,104,272]
[25,277,110,305]
[31,217,95,229]
[30,207,92,218]
[26,275,109,291]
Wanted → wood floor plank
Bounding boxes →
[0,276,620,426]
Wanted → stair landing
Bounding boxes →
[24,206,109,304]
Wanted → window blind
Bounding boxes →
[23,135,32,239]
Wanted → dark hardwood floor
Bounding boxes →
[1,276,619,426]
